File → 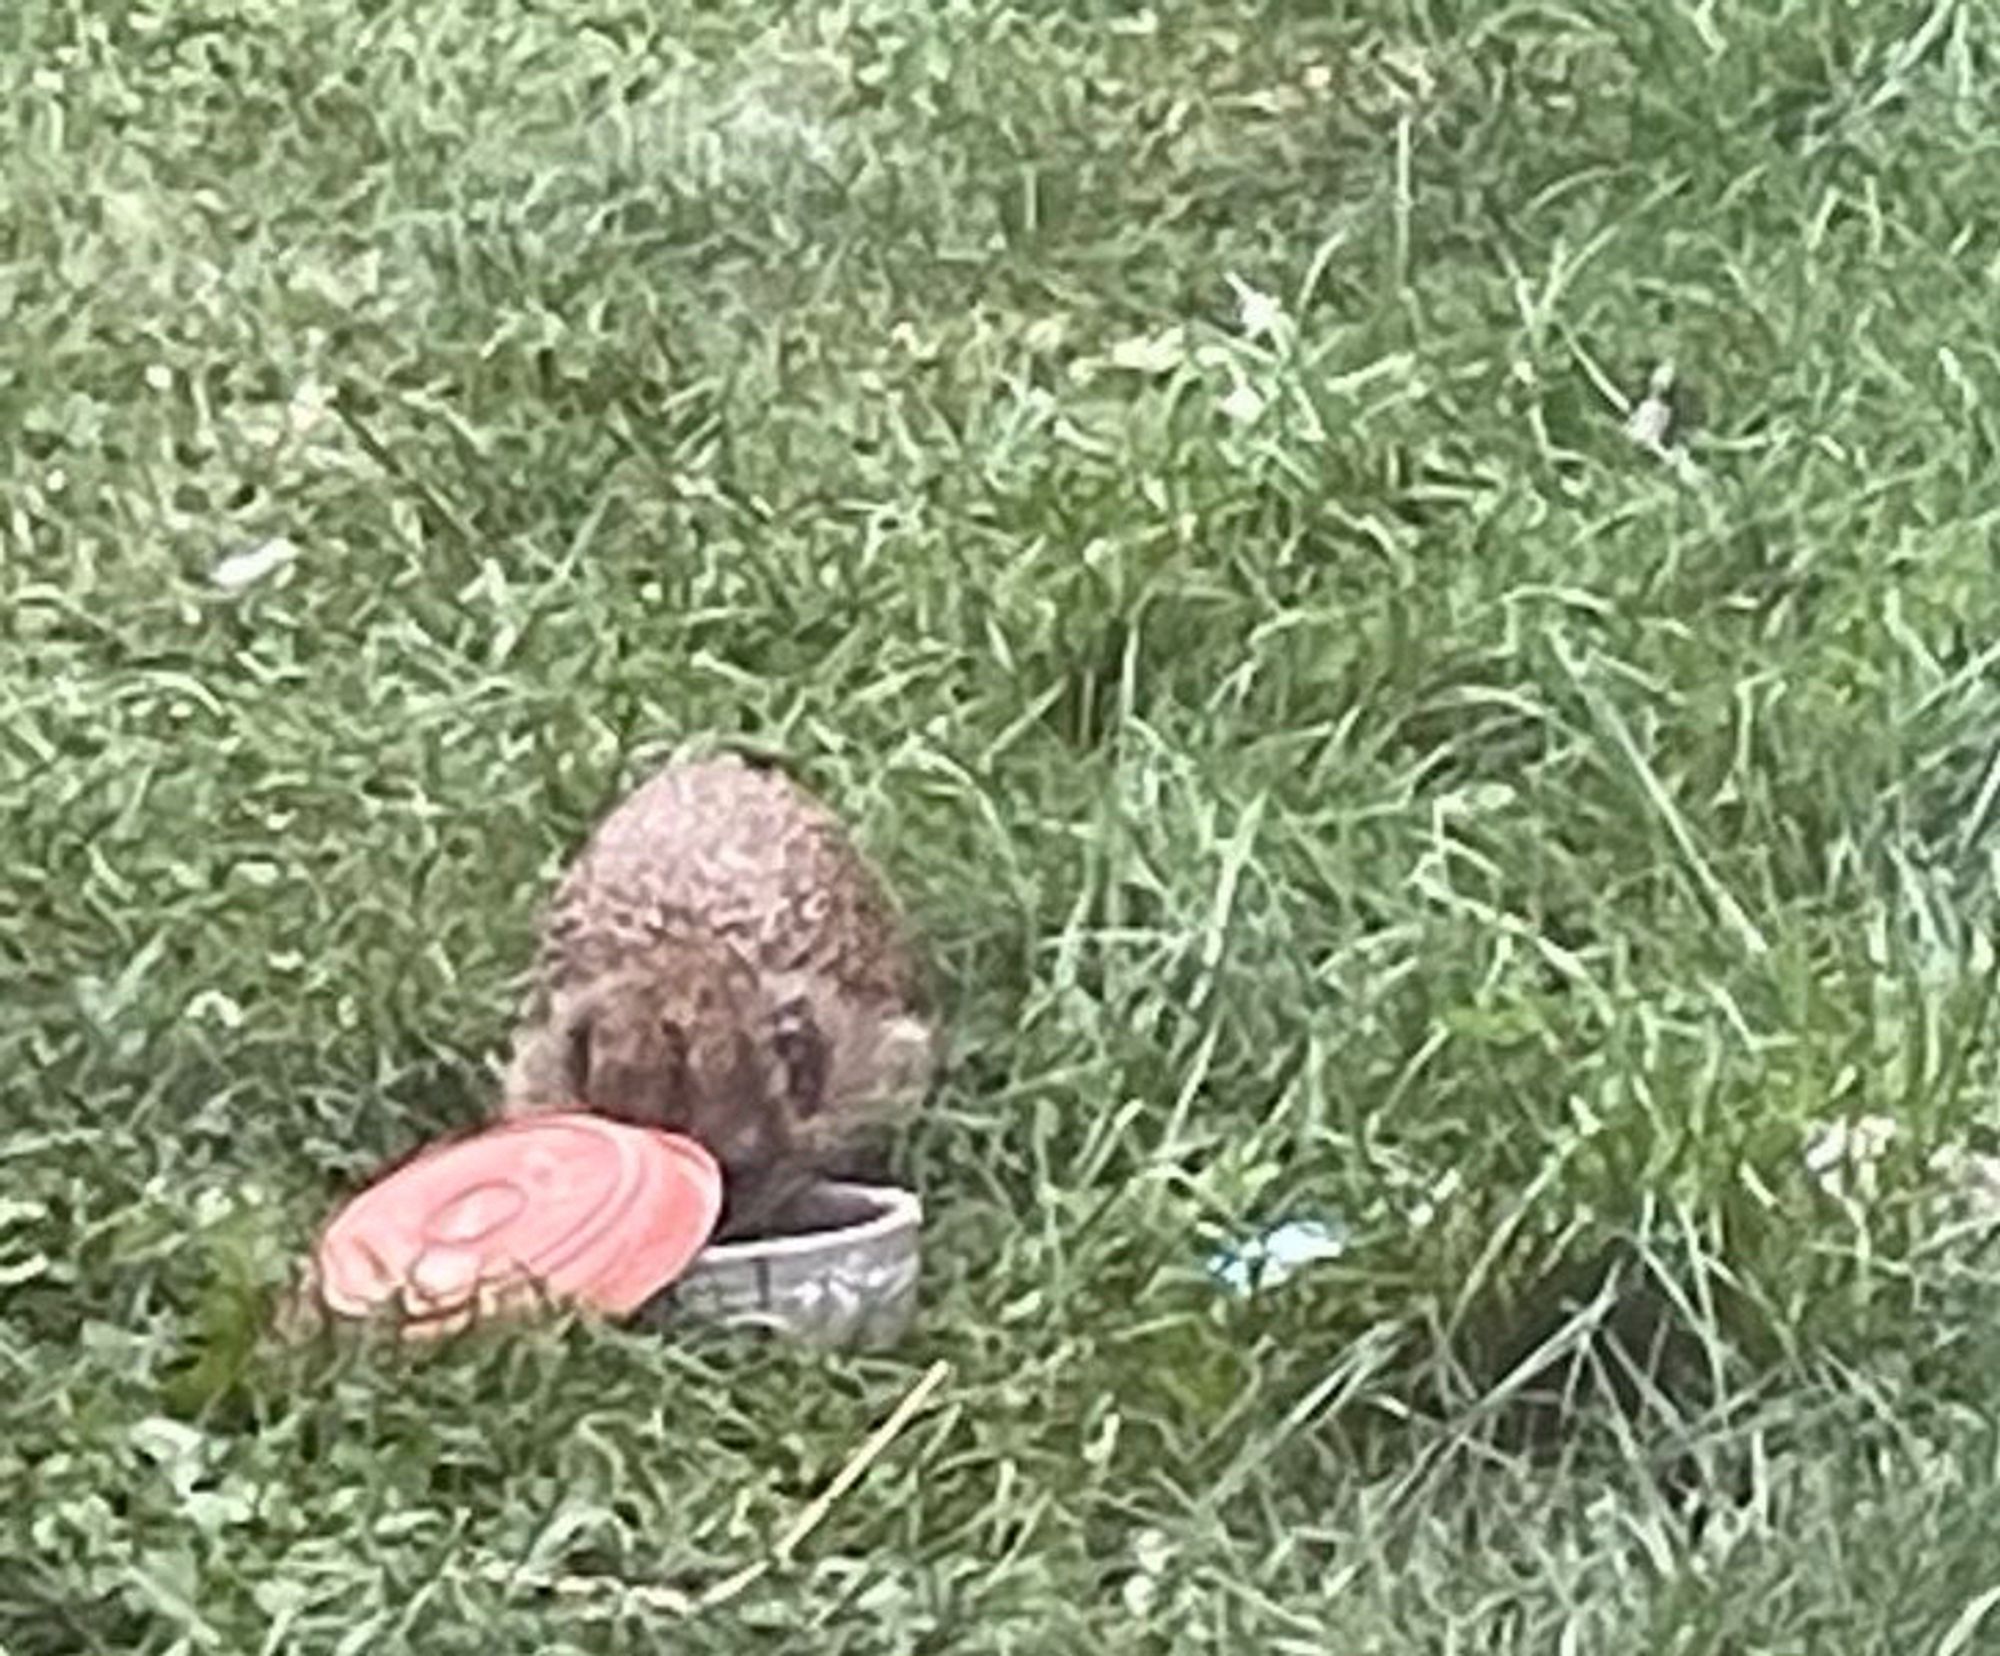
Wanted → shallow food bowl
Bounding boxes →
[642,1181,923,1349]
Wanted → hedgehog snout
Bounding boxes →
[581,1055,689,1132]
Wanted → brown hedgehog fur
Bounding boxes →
[499,751,938,1238]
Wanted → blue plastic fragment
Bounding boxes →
[1206,1217,1350,1294]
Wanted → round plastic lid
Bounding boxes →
[313,1113,723,1336]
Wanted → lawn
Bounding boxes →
[8,0,2000,1649]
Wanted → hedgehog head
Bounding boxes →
[550,935,831,1180]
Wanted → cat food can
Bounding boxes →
[644,1182,923,1349]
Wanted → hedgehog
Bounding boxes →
[498,751,939,1239]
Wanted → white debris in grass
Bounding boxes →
[1122,1528,1175,1617]
[1218,378,1266,424]
[1624,361,1678,453]
[1226,272,1285,342]
[211,536,299,591]
[184,990,245,1029]
[287,376,333,438]
[1104,326,1190,375]
[1207,1217,1350,1294]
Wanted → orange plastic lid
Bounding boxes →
[312,1112,723,1336]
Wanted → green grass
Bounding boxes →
[8,0,2000,1648]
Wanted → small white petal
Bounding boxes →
[1218,380,1266,423]
[1257,1219,1347,1276]
[1133,1529,1173,1576]
[185,990,245,1029]
[1624,363,1680,452]
[1122,1573,1159,1617]
[1625,395,1674,450]
[287,378,333,436]
[211,536,300,590]
[1106,327,1189,374]
[1227,273,1285,340]
[1803,1121,1848,1176]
